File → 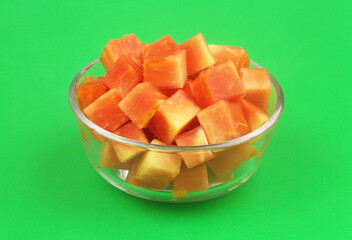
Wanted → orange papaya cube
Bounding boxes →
[175,126,214,168]
[172,164,208,194]
[142,43,150,48]
[127,158,154,189]
[240,68,271,112]
[240,99,270,131]
[208,168,234,185]
[98,141,131,169]
[179,33,215,76]
[142,34,177,59]
[104,54,142,98]
[118,83,167,129]
[197,100,250,144]
[208,45,250,72]
[76,76,108,109]
[143,49,187,89]
[83,89,129,132]
[110,122,149,162]
[207,143,255,178]
[100,34,144,71]
[182,79,194,99]
[191,61,246,108]
[147,90,201,144]
[134,139,182,189]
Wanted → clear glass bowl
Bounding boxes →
[68,58,284,203]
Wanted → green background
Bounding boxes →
[1,0,351,239]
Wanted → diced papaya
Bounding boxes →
[148,90,201,144]
[207,143,255,179]
[100,34,144,71]
[191,61,245,108]
[127,158,153,189]
[99,141,131,169]
[172,164,208,194]
[161,79,193,98]
[83,89,129,132]
[240,68,271,112]
[182,79,194,99]
[179,33,215,76]
[104,54,142,98]
[175,126,214,168]
[240,99,270,131]
[134,139,182,189]
[197,100,250,144]
[76,76,109,109]
[208,168,234,185]
[142,34,177,59]
[118,83,167,128]
[143,49,187,89]
[110,122,149,162]
[208,45,250,72]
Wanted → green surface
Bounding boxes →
[1,0,351,239]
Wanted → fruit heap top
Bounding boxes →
[76,33,271,147]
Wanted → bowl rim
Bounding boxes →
[68,58,284,151]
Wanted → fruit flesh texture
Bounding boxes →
[172,164,208,194]
[127,158,153,189]
[179,33,215,76]
[207,168,234,185]
[175,126,214,168]
[143,49,187,89]
[148,90,201,144]
[190,61,245,108]
[142,34,177,59]
[99,141,131,169]
[110,122,149,162]
[134,139,182,189]
[104,54,142,98]
[240,68,271,112]
[100,34,144,71]
[118,82,167,129]
[240,99,270,131]
[207,143,255,179]
[208,45,250,72]
[83,89,129,132]
[197,100,250,144]
[76,76,109,110]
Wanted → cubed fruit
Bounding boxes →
[208,168,234,185]
[207,143,255,178]
[175,126,214,168]
[142,43,150,48]
[240,99,270,131]
[179,33,215,76]
[110,122,149,162]
[100,34,144,71]
[118,83,167,128]
[142,34,177,59]
[76,76,108,109]
[99,141,131,169]
[172,164,208,194]
[83,89,129,132]
[143,49,187,89]
[240,68,271,112]
[182,79,194,99]
[191,61,245,108]
[127,158,153,189]
[134,139,182,189]
[148,90,201,144]
[197,100,250,144]
[104,54,142,98]
[161,79,193,98]
[208,45,250,72]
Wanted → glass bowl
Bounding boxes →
[68,58,284,203]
